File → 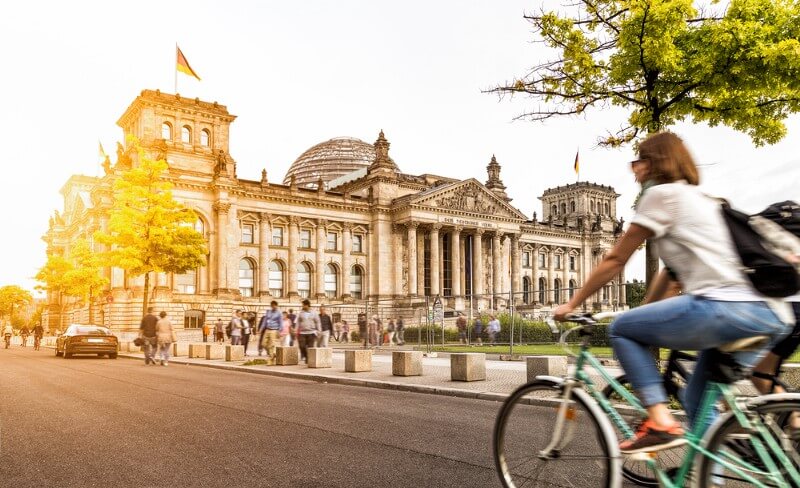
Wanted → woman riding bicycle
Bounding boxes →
[554,132,793,455]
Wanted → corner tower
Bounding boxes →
[539,182,620,232]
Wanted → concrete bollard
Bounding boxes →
[526,355,568,382]
[189,343,206,358]
[276,346,299,365]
[783,364,800,390]
[392,351,423,376]
[451,353,486,382]
[225,345,245,361]
[205,343,225,360]
[307,347,333,368]
[172,342,190,357]
[345,349,372,372]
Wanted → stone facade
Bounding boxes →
[42,90,625,331]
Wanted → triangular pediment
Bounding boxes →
[400,179,527,220]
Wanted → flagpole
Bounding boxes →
[174,43,178,94]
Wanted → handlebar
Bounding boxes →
[545,311,625,350]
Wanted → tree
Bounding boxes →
[96,136,207,316]
[490,0,800,284]
[625,279,647,307]
[0,285,33,323]
[35,253,74,330]
[63,239,109,325]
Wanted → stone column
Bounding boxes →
[562,251,570,304]
[258,213,271,297]
[315,219,327,299]
[547,249,555,303]
[618,271,627,306]
[492,232,503,304]
[342,223,352,299]
[531,245,540,304]
[510,234,521,305]
[288,217,299,298]
[429,224,441,296]
[393,225,403,297]
[407,223,418,297]
[451,226,462,298]
[417,231,425,297]
[213,201,231,293]
[472,229,484,299]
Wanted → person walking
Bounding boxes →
[386,319,396,346]
[280,311,292,347]
[201,321,210,343]
[395,317,405,346]
[155,311,175,366]
[318,306,333,348]
[139,307,159,365]
[287,308,297,347]
[259,301,282,363]
[456,313,468,344]
[487,315,501,344]
[214,318,225,343]
[340,319,350,343]
[241,312,253,355]
[229,310,243,346]
[358,313,368,348]
[295,300,321,363]
[368,315,379,347]
[473,316,483,346]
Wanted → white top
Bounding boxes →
[632,181,793,323]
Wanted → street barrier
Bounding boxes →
[392,351,423,376]
[345,349,372,372]
[307,347,332,368]
[451,353,486,381]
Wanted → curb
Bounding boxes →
[115,352,511,403]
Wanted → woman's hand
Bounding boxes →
[553,304,574,322]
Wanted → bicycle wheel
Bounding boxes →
[494,379,618,488]
[695,396,800,488]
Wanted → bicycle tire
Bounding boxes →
[494,378,619,488]
[694,395,800,488]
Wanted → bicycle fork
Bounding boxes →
[539,380,579,459]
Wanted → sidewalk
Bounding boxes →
[117,347,624,402]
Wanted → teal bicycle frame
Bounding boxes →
[568,340,800,488]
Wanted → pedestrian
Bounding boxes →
[340,319,350,343]
[318,306,333,347]
[456,312,468,344]
[395,317,405,345]
[295,299,321,363]
[287,308,297,347]
[487,315,501,344]
[33,323,44,351]
[214,318,225,343]
[139,307,159,365]
[358,313,368,347]
[241,312,253,355]
[201,321,210,342]
[386,319,396,346]
[155,311,175,366]
[473,316,483,346]
[229,310,243,346]
[333,320,341,342]
[368,315,379,347]
[259,301,282,363]
[280,311,292,347]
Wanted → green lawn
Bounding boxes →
[424,344,800,363]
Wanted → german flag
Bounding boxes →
[573,150,579,175]
[176,46,201,81]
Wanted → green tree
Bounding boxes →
[35,253,74,330]
[96,136,207,316]
[63,239,109,325]
[625,279,647,307]
[0,285,33,323]
[490,0,800,284]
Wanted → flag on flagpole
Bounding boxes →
[176,46,201,81]
[98,140,107,160]
[573,150,580,175]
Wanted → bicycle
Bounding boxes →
[493,312,800,488]
[3,334,10,349]
[603,348,797,486]
[33,335,42,351]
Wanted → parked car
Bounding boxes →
[55,324,118,359]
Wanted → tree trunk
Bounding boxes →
[88,288,94,325]
[141,272,150,318]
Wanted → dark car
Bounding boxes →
[55,325,118,359]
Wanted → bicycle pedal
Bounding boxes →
[625,451,658,463]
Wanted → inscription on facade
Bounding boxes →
[438,216,497,229]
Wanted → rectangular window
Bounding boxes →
[241,223,254,244]
[239,272,254,297]
[174,269,197,294]
[569,255,576,271]
[326,232,338,251]
[352,234,363,253]
[268,269,283,298]
[555,254,562,270]
[300,229,312,248]
[522,252,531,268]
[538,253,546,268]
[350,270,362,299]
[324,271,337,298]
[272,227,284,246]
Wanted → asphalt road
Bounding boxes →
[0,346,618,487]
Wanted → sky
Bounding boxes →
[1,0,798,295]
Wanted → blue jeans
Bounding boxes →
[610,295,788,426]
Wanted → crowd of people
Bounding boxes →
[2,322,45,350]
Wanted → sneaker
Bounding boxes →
[620,419,686,454]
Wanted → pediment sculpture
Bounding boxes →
[434,184,497,215]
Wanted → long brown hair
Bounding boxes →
[638,132,700,185]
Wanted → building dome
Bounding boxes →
[283,137,376,189]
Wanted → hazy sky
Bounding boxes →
[1,1,797,294]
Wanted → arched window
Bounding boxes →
[268,260,284,297]
[569,279,578,299]
[161,122,172,140]
[602,284,610,303]
[604,202,610,215]
[560,202,566,215]
[324,263,338,298]
[184,309,205,329]
[181,125,192,143]
[538,277,547,304]
[590,201,595,213]
[522,277,531,304]
[239,259,255,297]
[570,200,576,212]
[552,204,558,216]
[194,218,205,237]
[298,262,312,298]
[554,278,562,304]
[350,265,364,299]
[200,129,210,147]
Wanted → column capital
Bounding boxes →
[407,221,420,230]
[212,201,231,214]
[452,225,463,234]
[342,221,353,231]
[473,227,485,236]
[493,231,504,241]
[317,218,328,228]
[260,212,271,223]
[430,223,442,232]
[289,216,300,226]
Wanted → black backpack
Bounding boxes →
[721,201,800,298]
